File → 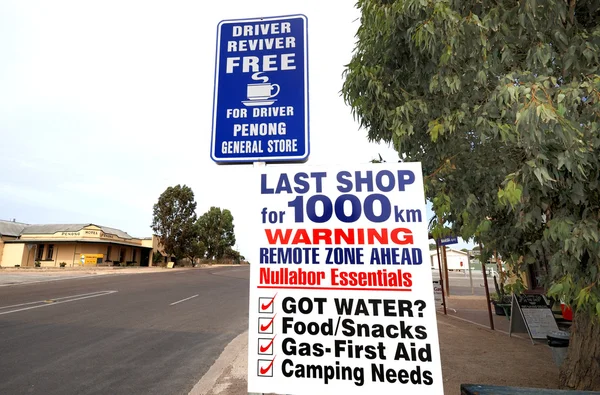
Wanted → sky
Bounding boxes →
[0,0,473,258]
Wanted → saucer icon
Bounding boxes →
[242,99,277,107]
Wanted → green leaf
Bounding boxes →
[596,302,600,317]
[476,70,487,85]
[548,283,564,297]
[557,153,566,170]
[429,122,443,142]
[534,168,544,185]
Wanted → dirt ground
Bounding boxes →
[437,313,559,392]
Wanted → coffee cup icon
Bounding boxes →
[247,83,280,101]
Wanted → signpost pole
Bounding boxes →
[436,241,447,315]
[442,245,450,297]
[467,250,474,295]
[479,242,495,330]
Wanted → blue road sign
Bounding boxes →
[211,15,309,163]
[439,236,459,246]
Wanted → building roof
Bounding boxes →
[0,219,29,237]
[20,224,134,239]
[4,238,151,249]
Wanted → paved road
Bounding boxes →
[0,266,250,395]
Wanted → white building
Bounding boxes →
[430,248,469,271]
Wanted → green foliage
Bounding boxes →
[223,247,242,264]
[151,185,198,260]
[342,0,600,321]
[187,229,206,266]
[197,207,236,260]
[152,251,163,264]
[59,262,67,268]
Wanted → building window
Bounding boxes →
[46,244,54,260]
[36,245,45,260]
[119,248,126,263]
[132,249,137,262]
[106,246,112,261]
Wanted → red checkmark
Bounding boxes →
[259,336,276,353]
[260,315,276,332]
[259,356,276,375]
[261,293,277,311]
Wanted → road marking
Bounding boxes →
[0,291,117,310]
[170,294,199,306]
[0,274,108,287]
[0,291,117,316]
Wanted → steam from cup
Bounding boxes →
[251,72,270,83]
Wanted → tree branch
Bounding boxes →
[425,154,459,180]
[569,0,576,25]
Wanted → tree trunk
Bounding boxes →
[559,312,600,390]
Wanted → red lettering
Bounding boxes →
[291,229,311,244]
[390,228,413,245]
[312,229,332,244]
[367,228,387,244]
[265,228,414,245]
[265,229,292,244]
[403,272,413,287]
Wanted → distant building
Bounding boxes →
[429,248,469,271]
[0,220,154,267]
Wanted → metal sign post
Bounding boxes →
[467,250,474,295]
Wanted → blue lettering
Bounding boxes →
[397,170,415,191]
[336,171,353,192]
[364,194,391,222]
[261,174,274,194]
[259,247,320,264]
[276,174,293,193]
[369,248,422,265]
[376,170,395,192]
[334,194,361,223]
[311,172,327,193]
[355,170,374,192]
[293,172,309,193]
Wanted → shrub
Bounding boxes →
[59,262,67,268]
[34,261,41,268]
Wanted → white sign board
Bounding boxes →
[247,163,443,394]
